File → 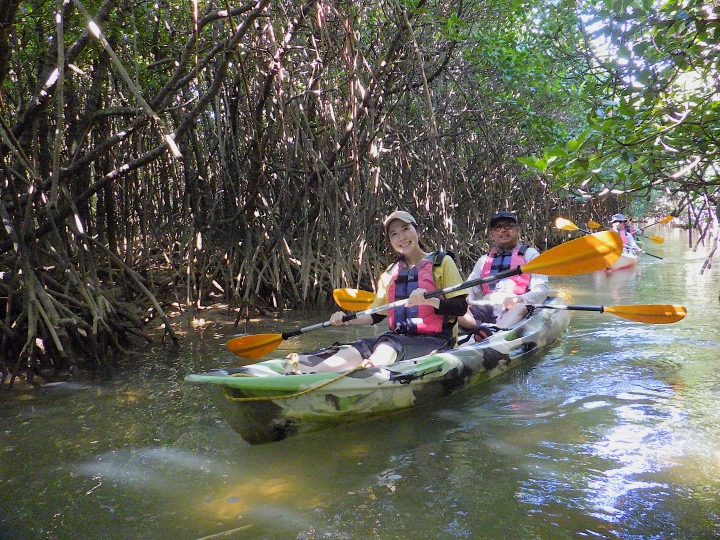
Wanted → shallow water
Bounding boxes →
[2,226,720,539]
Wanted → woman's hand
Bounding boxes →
[329,311,348,326]
[406,288,440,309]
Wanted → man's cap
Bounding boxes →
[490,211,517,227]
[383,210,418,233]
[610,213,628,223]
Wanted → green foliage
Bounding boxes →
[518,0,720,213]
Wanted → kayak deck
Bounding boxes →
[607,247,638,270]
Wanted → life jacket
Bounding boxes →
[387,252,447,334]
[480,244,531,296]
[618,228,632,246]
[624,224,637,235]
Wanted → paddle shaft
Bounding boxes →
[640,250,663,260]
[335,266,525,321]
[641,216,673,232]
[282,315,356,339]
[606,230,663,258]
[528,303,606,314]
[601,231,661,257]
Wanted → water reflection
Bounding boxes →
[76,445,315,534]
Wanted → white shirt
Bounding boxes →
[466,246,549,306]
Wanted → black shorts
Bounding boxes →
[352,331,454,362]
[469,304,496,324]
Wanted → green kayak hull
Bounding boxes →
[185,298,570,444]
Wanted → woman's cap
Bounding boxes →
[490,211,517,227]
[611,213,628,223]
[383,210,418,232]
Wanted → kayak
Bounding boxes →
[185,297,570,445]
[607,247,638,271]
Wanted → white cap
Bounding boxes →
[383,210,418,233]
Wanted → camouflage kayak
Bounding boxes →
[185,297,570,445]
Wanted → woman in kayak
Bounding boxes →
[610,213,642,252]
[295,210,468,373]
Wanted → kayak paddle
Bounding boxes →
[641,215,674,232]
[527,303,686,324]
[331,288,376,310]
[558,218,665,252]
[555,217,591,234]
[225,290,375,359]
[638,234,665,244]
[593,215,673,234]
[226,321,339,360]
[227,231,623,360]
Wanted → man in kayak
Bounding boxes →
[458,211,549,339]
[610,213,642,252]
[295,210,468,373]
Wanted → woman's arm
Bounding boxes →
[437,295,468,316]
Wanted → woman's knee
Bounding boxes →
[297,346,363,373]
[368,342,398,366]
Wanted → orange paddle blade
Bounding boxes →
[523,231,622,275]
[554,217,580,231]
[333,288,375,311]
[530,303,687,324]
[604,304,686,324]
[587,220,601,229]
[646,235,665,244]
[642,216,674,231]
[226,333,284,360]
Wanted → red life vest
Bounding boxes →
[480,244,531,296]
[387,252,446,334]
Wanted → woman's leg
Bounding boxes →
[294,340,400,373]
[365,342,398,368]
[295,346,364,373]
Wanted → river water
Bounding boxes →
[2,227,719,540]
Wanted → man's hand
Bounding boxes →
[502,295,524,310]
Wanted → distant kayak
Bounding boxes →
[185,297,571,445]
[606,247,638,271]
